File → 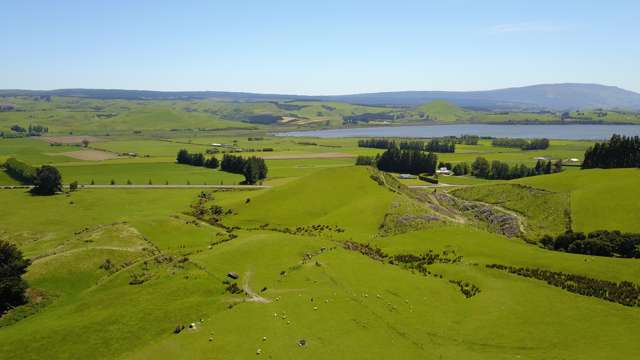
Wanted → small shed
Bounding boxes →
[436,167,453,176]
[227,272,239,279]
[398,174,416,179]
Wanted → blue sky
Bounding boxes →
[2,0,639,94]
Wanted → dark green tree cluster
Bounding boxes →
[242,157,268,184]
[27,124,48,135]
[541,230,640,258]
[358,138,455,153]
[10,125,26,133]
[176,149,219,168]
[376,147,438,175]
[433,135,480,145]
[358,138,400,149]
[220,154,268,184]
[456,135,479,145]
[487,264,640,307]
[4,158,37,183]
[452,162,470,175]
[582,134,640,169]
[355,155,375,166]
[492,138,550,150]
[470,157,561,180]
[4,158,63,195]
[424,139,455,153]
[32,166,63,195]
[0,241,31,313]
[220,154,247,173]
[523,138,550,150]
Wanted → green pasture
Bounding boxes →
[515,168,640,233]
[1,166,640,359]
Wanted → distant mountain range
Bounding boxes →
[2,83,640,111]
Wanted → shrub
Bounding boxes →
[0,241,31,313]
[31,166,62,195]
[540,230,640,258]
[355,155,375,166]
[4,158,36,184]
[418,174,439,184]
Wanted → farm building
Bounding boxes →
[436,167,453,176]
[398,174,416,179]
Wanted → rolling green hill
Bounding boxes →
[415,100,471,122]
[1,166,640,359]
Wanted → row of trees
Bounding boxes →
[176,150,268,184]
[8,124,48,136]
[540,230,640,258]
[4,158,37,183]
[492,138,550,150]
[357,138,455,153]
[582,134,640,169]
[2,158,62,195]
[376,147,438,175]
[221,154,268,184]
[430,134,480,145]
[468,157,561,180]
[424,139,455,153]
[176,149,220,168]
[452,162,470,176]
[355,155,375,166]
[487,264,640,307]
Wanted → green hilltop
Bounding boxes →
[415,99,471,122]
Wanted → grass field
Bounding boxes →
[1,165,640,359]
[3,97,640,137]
[514,168,640,233]
[1,109,640,360]
[452,183,570,240]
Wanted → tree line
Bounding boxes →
[221,154,268,184]
[4,158,37,183]
[357,138,455,153]
[447,134,479,145]
[176,149,219,168]
[1,124,49,138]
[3,158,62,195]
[376,147,438,175]
[541,230,640,258]
[582,134,640,169]
[487,264,640,307]
[176,150,268,184]
[467,157,561,180]
[492,138,550,150]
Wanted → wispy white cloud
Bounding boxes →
[490,22,567,34]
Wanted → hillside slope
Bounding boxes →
[3,83,640,110]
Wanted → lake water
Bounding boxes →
[276,124,640,140]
